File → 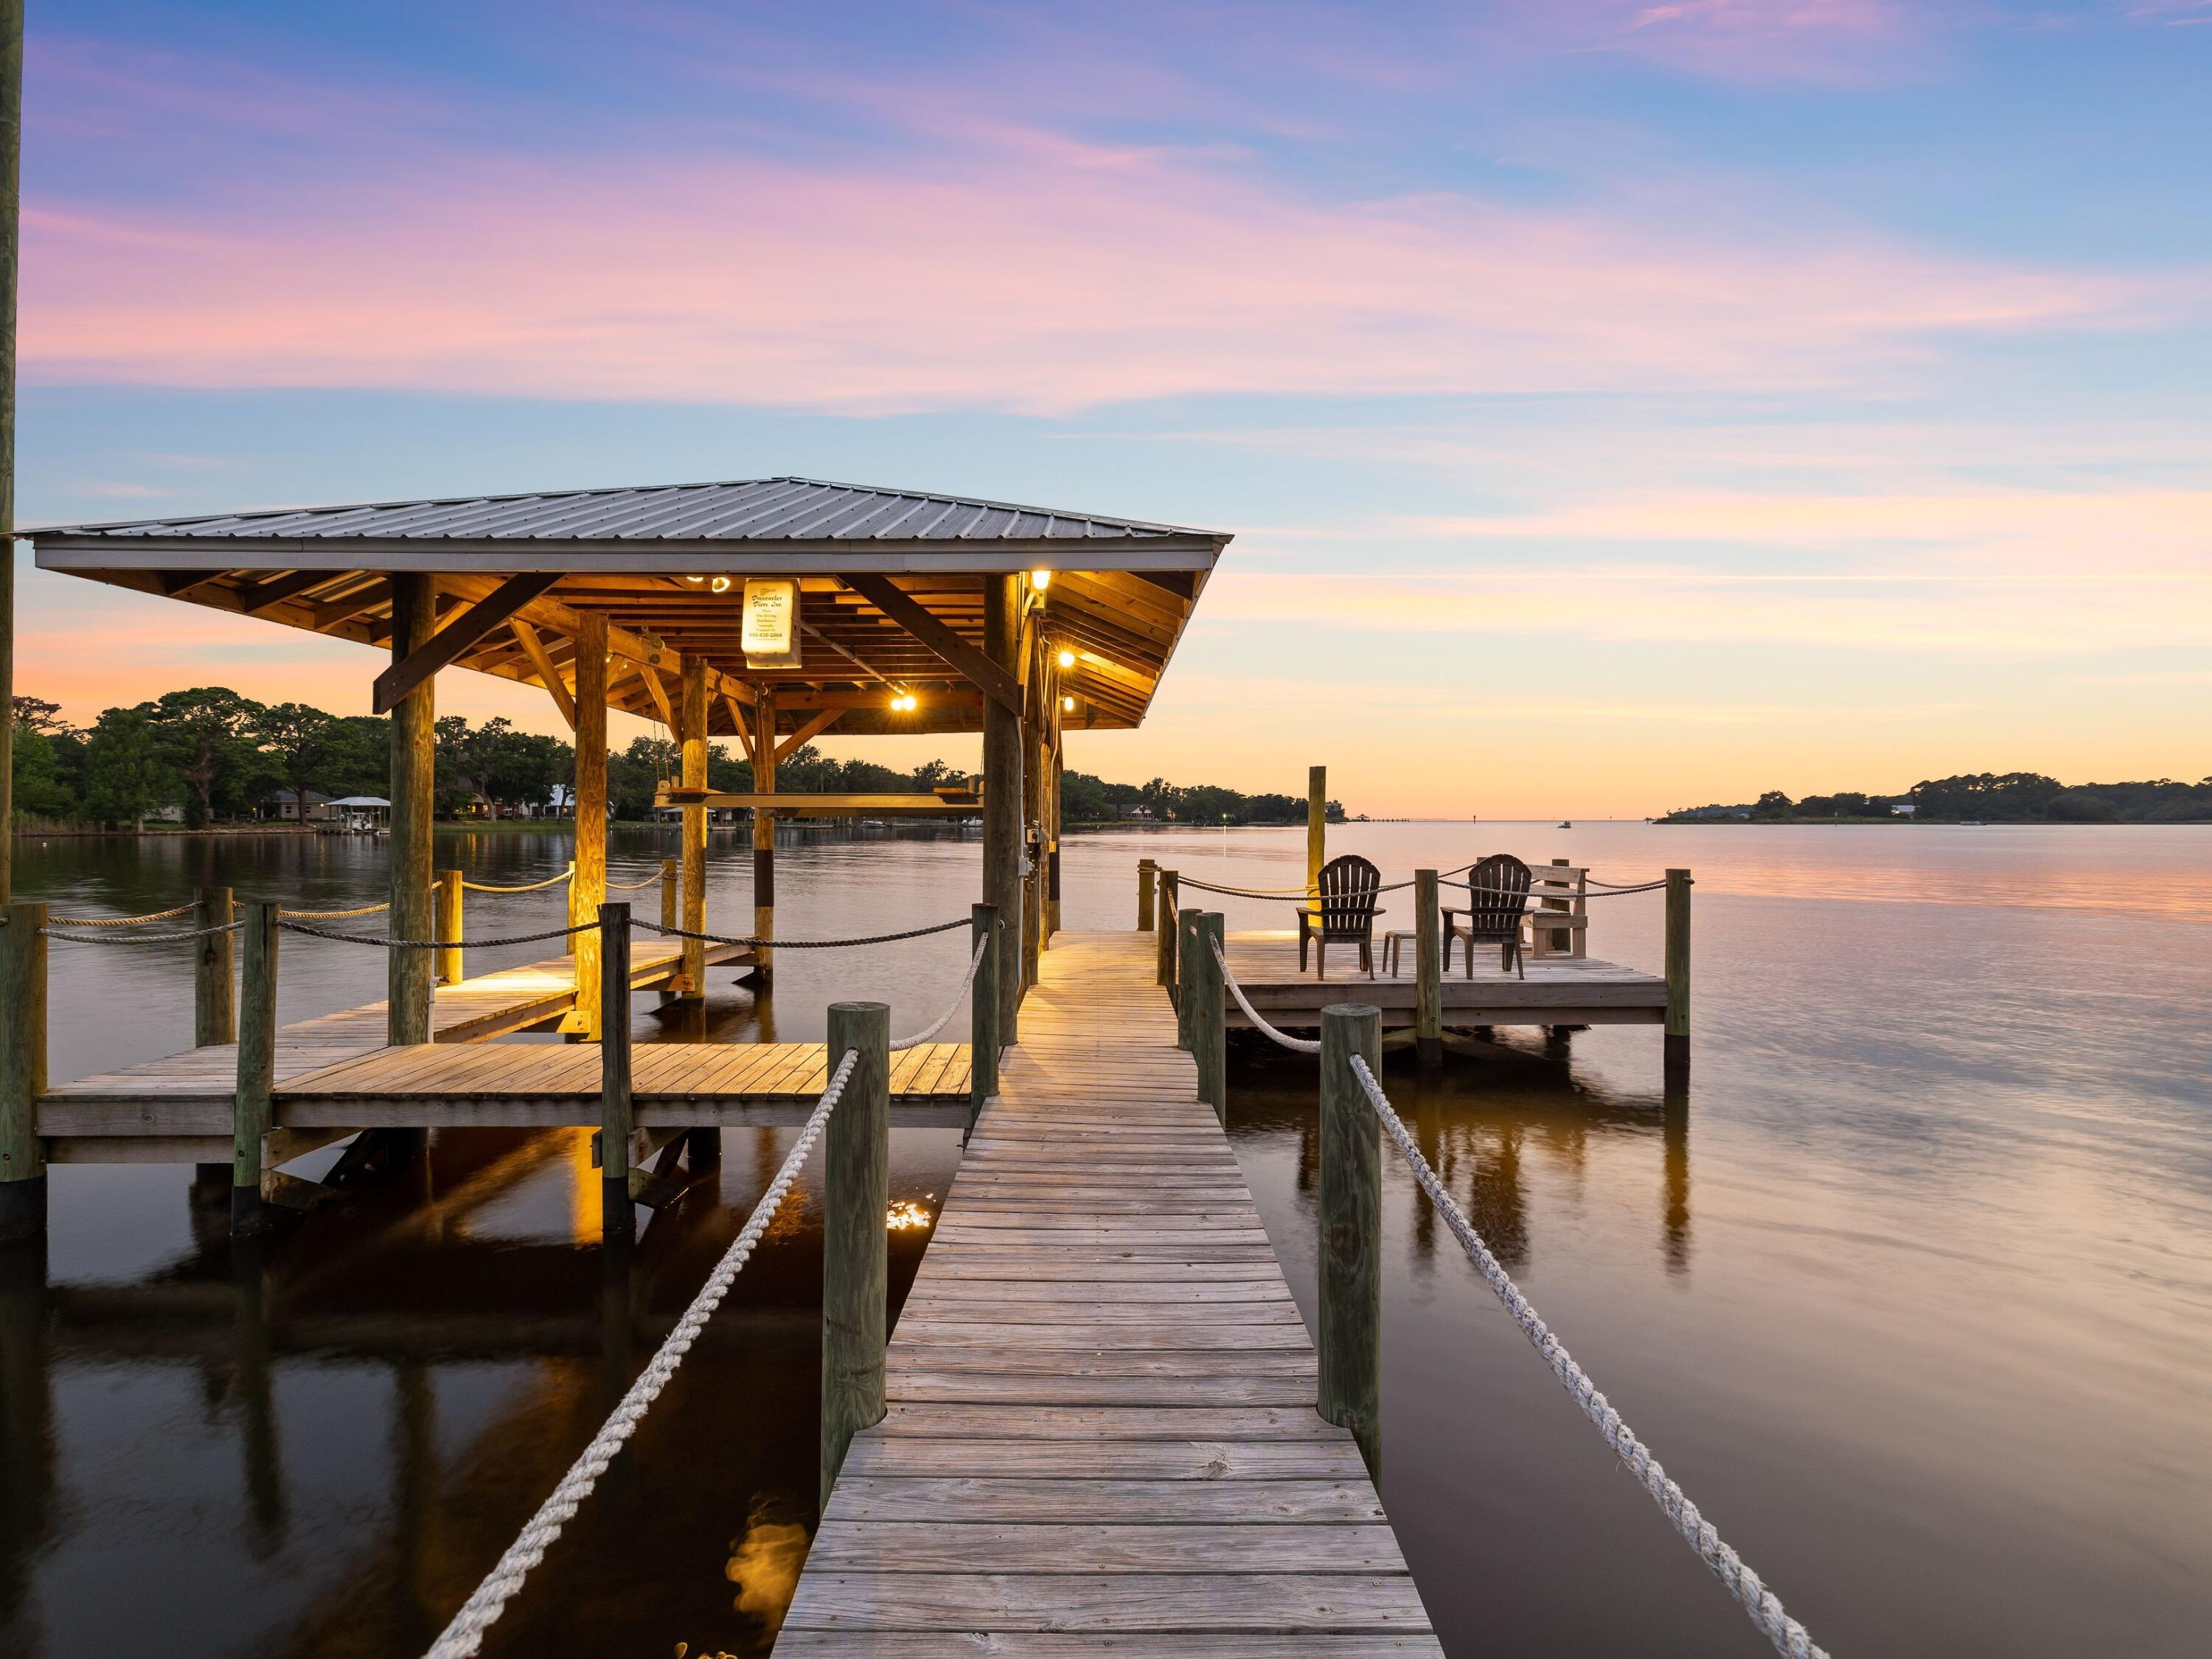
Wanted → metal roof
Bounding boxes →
[29,476,1222,550]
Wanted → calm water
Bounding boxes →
[3,821,2209,1658]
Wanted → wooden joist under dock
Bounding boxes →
[781,931,1441,1652]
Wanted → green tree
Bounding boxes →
[147,687,268,825]
[84,707,178,830]
[257,701,341,819]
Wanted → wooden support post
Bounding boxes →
[0,900,48,1240]
[1307,765,1327,918]
[568,613,608,1035]
[1177,907,1201,1051]
[1046,717,1062,942]
[1545,856,1573,956]
[1194,911,1226,1124]
[821,1000,889,1505]
[386,574,437,1046]
[678,655,708,1002]
[1156,870,1178,991]
[1665,869,1691,1084]
[659,857,678,934]
[193,886,235,1047]
[1414,869,1441,1069]
[0,0,16,909]
[968,902,998,1139]
[434,869,462,987]
[752,683,777,980]
[598,902,632,1238]
[232,902,280,1235]
[1137,859,1156,931]
[1319,1002,1382,1481]
[982,576,1022,1043]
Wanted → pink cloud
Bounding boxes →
[1508,0,1920,82]
[18,133,2137,415]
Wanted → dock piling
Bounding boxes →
[1176,907,1201,1051]
[659,857,678,935]
[1414,869,1441,1068]
[968,903,998,1138]
[598,902,633,1238]
[821,1000,889,1505]
[434,869,462,987]
[0,901,47,1240]
[1136,858,1155,931]
[1665,869,1691,1082]
[194,886,235,1046]
[232,901,280,1234]
[1319,1002,1382,1480]
[1307,765,1326,917]
[1193,911,1226,1122]
[1155,869,1178,991]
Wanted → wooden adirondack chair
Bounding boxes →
[1295,854,1385,978]
[1444,853,1531,979]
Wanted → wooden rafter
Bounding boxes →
[843,574,1023,717]
[372,573,564,714]
[507,617,577,730]
[776,707,842,762]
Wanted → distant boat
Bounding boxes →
[1558,821,1572,829]
[1470,813,1478,821]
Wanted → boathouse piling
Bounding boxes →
[658,858,678,936]
[597,902,633,1237]
[678,655,709,1001]
[968,903,998,1134]
[0,900,46,1240]
[1319,1001,1383,1480]
[231,901,280,1234]
[386,574,437,1046]
[193,886,235,1046]
[1307,764,1326,914]
[565,613,609,1034]
[1176,906,1201,1050]
[1193,911,1226,1121]
[434,869,462,987]
[821,1000,889,1505]
[1136,858,1155,930]
[1414,869,1442,1068]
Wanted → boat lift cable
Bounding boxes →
[1206,937,1827,1659]
[422,1048,862,1659]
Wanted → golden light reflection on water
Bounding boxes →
[722,1495,811,1640]
[886,1196,935,1231]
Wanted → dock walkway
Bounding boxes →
[780,931,1441,1653]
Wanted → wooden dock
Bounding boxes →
[36,936,760,1162]
[780,931,1441,1653]
[1220,927,1667,1029]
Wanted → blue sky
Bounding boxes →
[13,0,2211,815]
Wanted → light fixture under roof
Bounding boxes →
[1057,649,1074,668]
[1030,568,1051,591]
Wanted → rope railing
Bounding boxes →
[275,919,598,950]
[279,901,392,920]
[1211,939,1321,1053]
[45,902,197,928]
[891,935,992,1051]
[461,862,575,894]
[635,916,972,950]
[605,871,667,891]
[41,919,243,945]
[1345,1051,1826,1659]
[422,1048,860,1659]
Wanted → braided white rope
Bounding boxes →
[889,935,991,1051]
[423,1046,860,1659]
[1346,1051,1827,1659]
[46,902,196,928]
[1211,938,1321,1054]
[462,862,575,894]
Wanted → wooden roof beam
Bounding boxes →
[776,708,842,762]
[507,618,577,730]
[372,573,563,714]
[843,574,1022,717]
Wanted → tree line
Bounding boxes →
[9,689,1339,830]
[1663,771,2212,824]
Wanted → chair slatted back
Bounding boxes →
[1464,854,1532,937]
[1316,854,1382,939]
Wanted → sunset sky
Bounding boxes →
[11,0,2210,818]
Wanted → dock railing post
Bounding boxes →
[1137,858,1155,931]
[232,901,280,1235]
[598,903,633,1239]
[968,902,998,1139]
[1177,907,1201,1051]
[0,901,49,1241]
[821,1000,888,1505]
[1319,1002,1382,1481]
[659,857,678,935]
[1155,869,1178,992]
[1414,869,1441,1069]
[434,869,462,987]
[194,885,235,1047]
[1664,869,1691,1083]
[1194,911,1226,1123]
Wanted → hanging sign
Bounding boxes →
[741,578,801,669]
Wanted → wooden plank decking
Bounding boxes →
[37,937,753,1158]
[1221,927,1665,1029]
[780,931,1441,1654]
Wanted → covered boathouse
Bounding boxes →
[27,475,1230,1038]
